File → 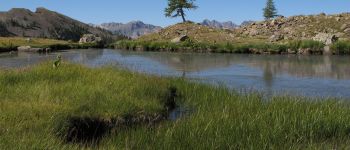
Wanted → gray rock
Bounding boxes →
[171,35,189,43]
[323,46,332,55]
[17,46,31,51]
[312,33,338,45]
[287,49,297,54]
[269,33,284,42]
[298,48,311,55]
[344,28,350,34]
[17,46,44,52]
[248,29,259,36]
[341,24,348,30]
[336,17,341,21]
[79,34,102,44]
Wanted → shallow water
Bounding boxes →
[1,49,350,99]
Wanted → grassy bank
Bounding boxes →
[1,63,350,149]
[0,37,103,52]
[114,39,330,54]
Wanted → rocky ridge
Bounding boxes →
[233,12,350,43]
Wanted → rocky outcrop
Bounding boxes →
[234,13,350,41]
[269,33,284,42]
[79,34,102,44]
[312,33,338,45]
[171,35,189,43]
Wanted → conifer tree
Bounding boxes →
[263,0,278,20]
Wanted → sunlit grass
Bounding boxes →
[1,63,350,149]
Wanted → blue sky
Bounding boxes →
[0,0,349,27]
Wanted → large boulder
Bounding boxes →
[341,24,349,30]
[17,46,31,51]
[248,29,259,36]
[79,34,102,44]
[171,35,189,43]
[17,46,45,52]
[269,33,284,42]
[344,28,350,35]
[312,33,338,45]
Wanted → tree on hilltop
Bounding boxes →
[263,0,278,20]
[165,0,198,22]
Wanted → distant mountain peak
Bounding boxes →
[200,19,238,29]
[99,21,162,39]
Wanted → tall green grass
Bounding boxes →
[331,41,350,54]
[1,63,350,149]
[114,40,328,55]
[0,37,105,52]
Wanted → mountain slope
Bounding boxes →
[0,7,113,41]
[234,13,350,40]
[99,21,162,39]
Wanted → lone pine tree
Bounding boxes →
[165,0,197,22]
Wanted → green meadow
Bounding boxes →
[1,63,350,149]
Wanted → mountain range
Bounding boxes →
[200,19,239,29]
[0,7,253,41]
[0,7,113,41]
[96,20,250,39]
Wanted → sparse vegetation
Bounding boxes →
[1,63,350,149]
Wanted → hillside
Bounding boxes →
[137,22,252,44]
[136,13,350,44]
[99,21,162,39]
[234,13,350,40]
[0,8,113,41]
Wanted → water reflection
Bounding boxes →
[0,49,349,98]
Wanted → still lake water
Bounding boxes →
[1,49,350,99]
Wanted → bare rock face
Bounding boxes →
[79,34,102,44]
[312,33,338,45]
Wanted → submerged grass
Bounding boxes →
[1,63,350,149]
